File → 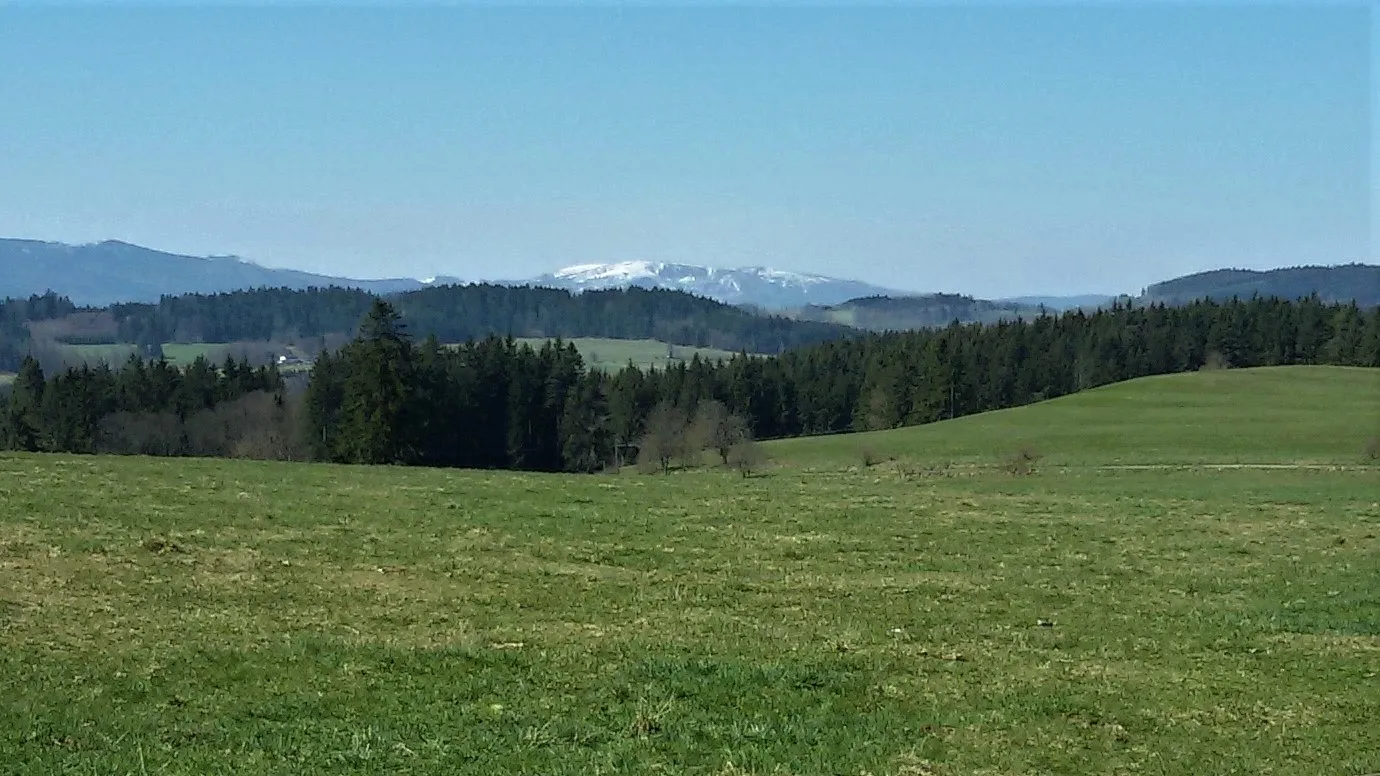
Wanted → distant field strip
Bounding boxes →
[1098,462,1376,471]
[511,337,749,371]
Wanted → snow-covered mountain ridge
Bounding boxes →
[521,260,902,308]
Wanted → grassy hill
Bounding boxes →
[766,366,1380,469]
[3,365,1378,774]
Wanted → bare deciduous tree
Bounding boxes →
[637,401,689,474]
[727,438,766,478]
[97,411,185,456]
[97,391,306,461]
[690,399,750,466]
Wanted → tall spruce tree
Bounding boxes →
[336,300,420,464]
[5,357,45,451]
[560,373,612,472]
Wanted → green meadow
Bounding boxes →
[60,343,231,368]
[1,366,1377,774]
[512,337,746,372]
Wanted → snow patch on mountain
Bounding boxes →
[553,260,667,283]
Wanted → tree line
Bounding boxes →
[1,284,857,374]
[2,294,1377,471]
[2,353,288,458]
[299,302,764,474]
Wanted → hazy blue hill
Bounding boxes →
[0,238,441,305]
[1142,264,1380,307]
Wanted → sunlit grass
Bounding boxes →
[2,448,1377,774]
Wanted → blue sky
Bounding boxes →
[0,3,1371,297]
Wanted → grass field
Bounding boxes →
[511,337,747,372]
[2,366,1378,774]
[60,342,140,365]
[60,343,223,368]
[159,343,235,365]
[56,342,308,370]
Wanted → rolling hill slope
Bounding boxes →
[4,381,1377,772]
[766,366,1380,468]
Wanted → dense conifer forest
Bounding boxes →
[0,284,853,373]
[3,291,1377,471]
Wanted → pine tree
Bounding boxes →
[302,350,346,461]
[560,374,612,472]
[5,357,44,451]
[336,300,420,464]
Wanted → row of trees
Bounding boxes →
[563,294,1379,445]
[2,354,285,455]
[298,302,762,473]
[0,292,81,371]
[3,295,1378,472]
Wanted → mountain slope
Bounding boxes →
[518,261,905,308]
[0,239,456,305]
[1143,264,1380,307]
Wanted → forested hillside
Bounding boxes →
[790,293,1049,330]
[110,283,854,350]
[6,264,1378,378]
[0,293,79,375]
[1143,263,1380,306]
[0,285,856,373]
[4,295,1377,472]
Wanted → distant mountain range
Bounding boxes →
[1,237,1374,317]
[512,260,905,308]
[0,239,901,308]
[0,239,461,306]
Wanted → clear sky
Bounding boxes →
[0,2,1371,298]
